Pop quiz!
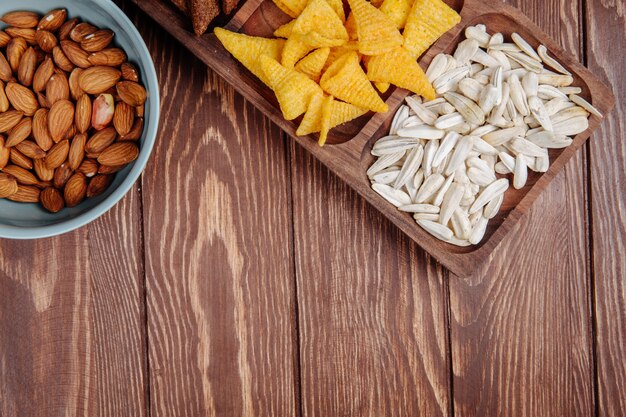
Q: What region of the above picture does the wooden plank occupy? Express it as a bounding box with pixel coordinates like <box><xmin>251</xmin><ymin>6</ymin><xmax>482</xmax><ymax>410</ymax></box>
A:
<box><xmin>0</xmin><ymin>189</ymin><xmax>146</xmax><ymax>417</ymax></box>
<box><xmin>585</xmin><ymin>2</ymin><xmax>626</xmax><ymax>416</ymax></box>
<box><xmin>290</xmin><ymin>141</ymin><xmax>451</xmax><ymax>417</ymax></box>
<box><xmin>136</xmin><ymin>12</ymin><xmax>298</xmax><ymax>417</ymax></box>
<box><xmin>448</xmin><ymin>1</ymin><xmax>596</xmax><ymax>416</ymax></box>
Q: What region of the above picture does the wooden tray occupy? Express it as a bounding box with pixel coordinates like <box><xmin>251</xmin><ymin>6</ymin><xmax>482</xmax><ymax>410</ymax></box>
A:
<box><xmin>131</xmin><ymin>0</ymin><xmax>615</xmax><ymax>276</ymax></box>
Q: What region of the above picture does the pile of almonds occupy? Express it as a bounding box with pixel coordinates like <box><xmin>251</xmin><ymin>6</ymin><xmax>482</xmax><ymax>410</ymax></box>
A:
<box><xmin>0</xmin><ymin>9</ymin><xmax>146</xmax><ymax>213</ymax></box>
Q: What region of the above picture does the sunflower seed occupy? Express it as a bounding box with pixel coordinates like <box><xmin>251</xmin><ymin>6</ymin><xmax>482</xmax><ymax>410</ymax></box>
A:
<box><xmin>551</xmin><ymin>106</ymin><xmax>590</xmax><ymax>124</ymax></box>
<box><xmin>552</xmin><ymin>116</ymin><xmax>589</xmax><ymax>136</ymax></box>
<box><xmin>393</xmin><ymin>145</ymin><xmax>424</xmax><ymax>189</ymax></box>
<box><xmin>506</xmin><ymin>51</ymin><xmax>543</xmax><ymax>73</ymax></box>
<box><xmin>422</xmin><ymin>139</ymin><xmax>439</xmax><ymax>176</ymax></box>
<box><xmin>469</xmin><ymin>215</ymin><xmax>489</xmax><ymax>244</ymax></box>
<box><xmin>528</xmin><ymin>95</ymin><xmax>553</xmax><ymax>131</ymax></box>
<box><xmin>489</xmin><ymin>33</ymin><xmax>504</xmax><ymax>46</ymax></box>
<box><xmin>372</xmin><ymin>183</ymin><xmax>412</xmax><ymax>207</ymax></box>
<box><xmin>451</xmin><ymin>208</ymin><xmax>472</xmax><ymax>239</ymax></box>
<box><xmin>489</xmin><ymin>49</ymin><xmax>511</xmax><ymax>70</ymax></box>
<box><xmin>489</xmin><ymin>43</ymin><xmax>521</xmax><ymax>53</ymax></box>
<box><xmin>432</xmin><ymin>173</ymin><xmax>455</xmax><ymax>206</ymax></box>
<box><xmin>444</xmin><ymin>92</ymin><xmax>485</xmax><ymax>125</ymax></box>
<box><xmin>513</xmin><ymin>153</ymin><xmax>528</xmax><ymax>189</ymax></box>
<box><xmin>415</xmin><ymin>173</ymin><xmax>445</xmax><ymax>203</ymax></box>
<box><xmin>454</xmin><ymin>39</ymin><xmax>480</xmax><ymax>65</ymax></box>
<box><xmin>511</xmin><ymin>32</ymin><xmax>541</xmax><ymax>61</ymax></box>
<box><xmin>434</xmin><ymin>113</ymin><xmax>465</xmax><ymax>130</ymax></box>
<box><xmin>483</xmin><ymin>193</ymin><xmax>504</xmax><ymax>219</ymax></box>
<box><xmin>390</xmin><ymin>105</ymin><xmax>409</xmax><ymax>135</ymax></box>
<box><xmin>434</xmin><ymin>66</ymin><xmax>470</xmax><ymax>94</ymax></box>
<box><xmin>483</xmin><ymin>126</ymin><xmax>525</xmax><ymax>146</ymax></box>
<box><xmin>458</xmin><ymin>78</ymin><xmax>484</xmax><ymax>101</ymax></box>
<box><xmin>526</xmin><ymin>131</ymin><xmax>572</xmax><ymax>148</ymax></box>
<box><xmin>495</xmin><ymin>161</ymin><xmax>512</xmax><ymax>174</ymax></box>
<box><xmin>470</xmin><ymin>178</ymin><xmax>509</xmax><ymax>214</ymax></box>
<box><xmin>521</xmin><ymin>71</ymin><xmax>539</xmax><ymax>97</ymax></box>
<box><xmin>406</xmin><ymin>95</ymin><xmax>438</xmax><ymax>125</ymax></box>
<box><xmin>537</xmin><ymin>44</ymin><xmax>571</xmax><ymax>75</ymax></box>
<box><xmin>397</xmin><ymin>125</ymin><xmax>445</xmax><ymax>139</ymax></box>
<box><xmin>439</xmin><ymin>183</ymin><xmax>464</xmax><ymax>224</ymax></box>
<box><xmin>472</xmin><ymin>48</ymin><xmax>500</xmax><ymax>67</ymax></box>
<box><xmin>465</xmin><ymin>25</ymin><xmax>491</xmax><ymax>48</ymax></box>
<box><xmin>537</xmin><ymin>71</ymin><xmax>573</xmax><ymax>87</ymax></box>
<box><xmin>559</xmin><ymin>86</ymin><xmax>582</xmax><ymax>95</ymax></box>
<box><xmin>432</xmin><ymin>131</ymin><xmax>460</xmax><ymax>167</ymax></box>
<box><xmin>414</xmin><ymin>213</ymin><xmax>440</xmax><ymax>221</ymax></box>
<box><xmin>538</xmin><ymin>84</ymin><xmax>568</xmax><ymax>100</ymax></box>
<box><xmin>371</xmin><ymin>168</ymin><xmax>400</xmax><ymax>184</ymax></box>
<box><xmin>417</xmin><ymin>219</ymin><xmax>454</xmax><ymax>240</ymax></box>
<box><xmin>569</xmin><ymin>94</ymin><xmax>602</xmax><ymax>117</ymax></box>
<box><xmin>399</xmin><ymin>203</ymin><xmax>440</xmax><ymax>213</ymax></box>
<box><xmin>445</xmin><ymin>135</ymin><xmax>475</xmax><ymax>175</ymax></box>
<box><xmin>367</xmin><ymin>151</ymin><xmax>405</xmax><ymax>177</ymax></box>
<box><xmin>508</xmin><ymin>74</ymin><xmax>530</xmax><ymax>116</ymax></box>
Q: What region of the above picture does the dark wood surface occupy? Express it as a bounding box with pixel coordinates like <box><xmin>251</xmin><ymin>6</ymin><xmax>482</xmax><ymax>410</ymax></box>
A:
<box><xmin>1</xmin><ymin>1</ymin><xmax>624</xmax><ymax>416</ymax></box>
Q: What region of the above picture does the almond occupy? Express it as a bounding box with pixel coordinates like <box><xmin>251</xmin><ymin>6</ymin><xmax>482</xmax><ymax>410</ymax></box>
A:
<box><xmin>64</xmin><ymin>123</ymin><xmax>77</xmax><ymax>141</ymax></box>
<box><xmin>32</xmin><ymin>109</ymin><xmax>54</xmax><ymax>151</ymax></box>
<box><xmin>136</xmin><ymin>104</ymin><xmax>144</xmax><ymax>118</ymax></box>
<box><xmin>78</xmin><ymin>158</ymin><xmax>99</xmax><ymax>177</ymax></box>
<box><xmin>10</xmin><ymin>147</ymin><xmax>33</xmax><ymax>169</ymax></box>
<box><xmin>6</xmin><ymin>117</ymin><xmax>32</xmax><ymax>147</ymax></box>
<box><xmin>60</xmin><ymin>40</ymin><xmax>91</xmax><ymax>69</ymax></box>
<box><xmin>5</xmin><ymin>28</ymin><xmax>37</xmax><ymax>45</ymax></box>
<box><xmin>68</xmin><ymin>68</ymin><xmax>84</xmax><ymax>100</ymax></box>
<box><xmin>48</xmin><ymin>99</ymin><xmax>74</xmax><ymax>142</ymax></box>
<box><xmin>0</xmin><ymin>110</ymin><xmax>24</xmax><ymax>133</ymax></box>
<box><xmin>52</xmin><ymin>46</ymin><xmax>74</xmax><ymax>72</ymax></box>
<box><xmin>38</xmin><ymin>9</ymin><xmax>67</xmax><ymax>32</ymax></box>
<box><xmin>79</xmin><ymin>66</ymin><xmax>121</xmax><ymax>94</ymax></box>
<box><xmin>1</xmin><ymin>11</ymin><xmax>40</xmax><ymax>29</ymax></box>
<box><xmin>88</xmin><ymin>48</ymin><xmax>127</xmax><ymax>67</ymax></box>
<box><xmin>97</xmin><ymin>142</ymin><xmax>139</xmax><ymax>166</ymax></box>
<box><xmin>33</xmin><ymin>56</ymin><xmax>55</xmax><ymax>92</ymax></box>
<box><xmin>64</xmin><ymin>172</ymin><xmax>87</xmax><ymax>207</ymax></box>
<box><xmin>92</xmin><ymin>93</ymin><xmax>114</xmax><ymax>130</ymax></box>
<box><xmin>37</xmin><ymin>92</ymin><xmax>50</xmax><ymax>109</ymax></box>
<box><xmin>116</xmin><ymin>81</ymin><xmax>147</xmax><ymax>107</ymax></box>
<box><xmin>86</xmin><ymin>127</ymin><xmax>117</xmax><ymax>154</ymax></box>
<box><xmin>70</xmin><ymin>23</ymin><xmax>97</xmax><ymax>42</ymax></box>
<box><xmin>100</xmin><ymin>163</ymin><xmax>124</xmax><ymax>175</ymax></box>
<box><xmin>0</xmin><ymin>81</ymin><xmax>9</xmax><ymax>112</ymax></box>
<box><xmin>7</xmin><ymin>184</ymin><xmax>40</xmax><ymax>202</ymax></box>
<box><xmin>119</xmin><ymin>117</ymin><xmax>143</xmax><ymax>141</ymax></box>
<box><xmin>0</xmin><ymin>52</ymin><xmax>12</xmax><ymax>82</ymax></box>
<box><xmin>45</xmin><ymin>139</ymin><xmax>69</xmax><ymax>169</ymax></box>
<box><xmin>113</xmin><ymin>102</ymin><xmax>134</xmax><ymax>136</ymax></box>
<box><xmin>0</xmin><ymin>31</ymin><xmax>10</xmax><ymax>48</ymax></box>
<box><xmin>53</xmin><ymin>163</ymin><xmax>73</xmax><ymax>188</ymax></box>
<box><xmin>120</xmin><ymin>62</ymin><xmax>139</xmax><ymax>82</ymax></box>
<box><xmin>86</xmin><ymin>174</ymin><xmax>112</xmax><ymax>197</ymax></box>
<box><xmin>17</xmin><ymin>47</ymin><xmax>37</xmax><ymax>87</ymax></box>
<box><xmin>58</xmin><ymin>18</ymin><xmax>78</xmax><ymax>41</ymax></box>
<box><xmin>35</xmin><ymin>30</ymin><xmax>57</xmax><ymax>53</ymax></box>
<box><xmin>69</xmin><ymin>133</ymin><xmax>86</xmax><ymax>170</ymax></box>
<box><xmin>34</xmin><ymin>158</ymin><xmax>54</xmax><ymax>181</ymax></box>
<box><xmin>3</xmin><ymin>165</ymin><xmax>38</xmax><ymax>185</ymax></box>
<box><xmin>7</xmin><ymin>37</ymin><xmax>27</xmax><ymax>72</ymax></box>
<box><xmin>75</xmin><ymin>94</ymin><xmax>92</xmax><ymax>133</ymax></box>
<box><xmin>81</xmin><ymin>29</ymin><xmax>114</xmax><ymax>52</ymax></box>
<box><xmin>16</xmin><ymin>140</ymin><xmax>46</xmax><ymax>160</ymax></box>
<box><xmin>0</xmin><ymin>172</ymin><xmax>19</xmax><ymax>198</ymax></box>
<box><xmin>0</xmin><ymin>136</ymin><xmax>9</xmax><ymax>168</ymax></box>
<box><xmin>46</xmin><ymin>73</ymin><xmax>70</xmax><ymax>105</ymax></box>
<box><xmin>40</xmin><ymin>187</ymin><xmax>64</xmax><ymax>212</ymax></box>
<box><xmin>5</xmin><ymin>82</ymin><xmax>38</xmax><ymax>116</ymax></box>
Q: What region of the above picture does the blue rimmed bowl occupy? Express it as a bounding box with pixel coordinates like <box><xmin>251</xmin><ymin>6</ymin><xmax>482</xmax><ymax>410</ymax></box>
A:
<box><xmin>0</xmin><ymin>0</ymin><xmax>159</xmax><ymax>239</ymax></box>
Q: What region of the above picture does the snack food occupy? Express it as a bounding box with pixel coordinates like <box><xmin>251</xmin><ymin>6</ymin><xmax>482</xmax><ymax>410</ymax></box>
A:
<box><xmin>216</xmin><ymin>0</ymin><xmax>460</xmax><ymax>145</ymax></box>
<box><xmin>0</xmin><ymin>9</ymin><xmax>146</xmax><ymax>212</ymax></box>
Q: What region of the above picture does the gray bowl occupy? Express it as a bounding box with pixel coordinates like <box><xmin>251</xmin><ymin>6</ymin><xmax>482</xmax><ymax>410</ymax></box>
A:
<box><xmin>0</xmin><ymin>0</ymin><xmax>159</xmax><ymax>239</ymax></box>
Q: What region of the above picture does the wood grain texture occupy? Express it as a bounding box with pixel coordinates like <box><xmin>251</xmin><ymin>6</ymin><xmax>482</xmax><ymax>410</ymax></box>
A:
<box><xmin>133</xmin><ymin>10</ymin><xmax>298</xmax><ymax>417</ymax></box>
<box><xmin>0</xmin><ymin>187</ymin><xmax>146</xmax><ymax>417</ymax></box>
<box><xmin>585</xmin><ymin>2</ymin><xmax>626</xmax><ymax>416</ymax></box>
<box><xmin>290</xmin><ymin>141</ymin><xmax>451</xmax><ymax>417</ymax></box>
<box><xmin>448</xmin><ymin>1</ymin><xmax>596</xmax><ymax>416</ymax></box>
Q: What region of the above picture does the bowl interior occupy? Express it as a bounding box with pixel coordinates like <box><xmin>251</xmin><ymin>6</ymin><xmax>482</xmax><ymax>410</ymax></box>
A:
<box><xmin>0</xmin><ymin>0</ymin><xmax>159</xmax><ymax>238</ymax></box>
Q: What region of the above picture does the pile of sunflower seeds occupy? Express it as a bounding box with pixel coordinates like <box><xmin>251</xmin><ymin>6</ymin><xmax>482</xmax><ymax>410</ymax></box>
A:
<box><xmin>368</xmin><ymin>24</ymin><xmax>602</xmax><ymax>246</ymax></box>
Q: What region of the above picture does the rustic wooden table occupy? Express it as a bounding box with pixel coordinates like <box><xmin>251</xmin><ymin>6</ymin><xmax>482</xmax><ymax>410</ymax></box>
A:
<box><xmin>1</xmin><ymin>0</ymin><xmax>624</xmax><ymax>416</ymax></box>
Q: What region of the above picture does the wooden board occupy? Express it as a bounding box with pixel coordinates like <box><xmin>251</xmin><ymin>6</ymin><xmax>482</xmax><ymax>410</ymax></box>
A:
<box><xmin>290</xmin><ymin>140</ymin><xmax>451</xmax><ymax>417</ymax></box>
<box><xmin>448</xmin><ymin>1</ymin><xmax>595</xmax><ymax>415</ymax></box>
<box><xmin>132</xmin><ymin>0</ymin><xmax>614</xmax><ymax>277</ymax></box>
<box><xmin>136</xmin><ymin>16</ymin><xmax>299</xmax><ymax>416</ymax></box>
<box><xmin>0</xmin><ymin>188</ymin><xmax>147</xmax><ymax>417</ymax></box>
<box><xmin>585</xmin><ymin>1</ymin><xmax>626</xmax><ymax>416</ymax></box>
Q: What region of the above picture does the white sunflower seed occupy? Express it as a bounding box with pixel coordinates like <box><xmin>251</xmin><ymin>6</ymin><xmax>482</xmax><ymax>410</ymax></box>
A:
<box><xmin>393</xmin><ymin>145</ymin><xmax>424</xmax><ymax>189</ymax></box>
<box><xmin>537</xmin><ymin>44</ymin><xmax>571</xmax><ymax>75</ymax></box>
<box><xmin>367</xmin><ymin>151</ymin><xmax>405</xmax><ymax>177</ymax></box>
<box><xmin>422</xmin><ymin>139</ymin><xmax>439</xmax><ymax>176</ymax></box>
<box><xmin>440</xmin><ymin>183</ymin><xmax>465</xmax><ymax>225</ymax></box>
<box><xmin>505</xmin><ymin>51</ymin><xmax>543</xmax><ymax>73</ymax></box>
<box><xmin>513</xmin><ymin>153</ymin><xmax>528</xmax><ymax>189</ymax></box>
<box><xmin>521</xmin><ymin>71</ymin><xmax>539</xmax><ymax>97</ymax></box>
<box><xmin>432</xmin><ymin>173</ymin><xmax>455</xmax><ymax>206</ymax></box>
<box><xmin>510</xmin><ymin>136</ymin><xmax>547</xmax><ymax>157</ymax></box>
<box><xmin>465</xmin><ymin>25</ymin><xmax>491</xmax><ymax>48</ymax></box>
<box><xmin>468</xmin><ymin>166</ymin><xmax>496</xmax><ymax>186</ymax></box>
<box><xmin>433</xmin><ymin>66</ymin><xmax>471</xmax><ymax>94</ymax></box>
<box><xmin>372</xmin><ymin>183</ymin><xmax>412</xmax><ymax>207</ymax></box>
<box><xmin>495</xmin><ymin>161</ymin><xmax>512</xmax><ymax>174</ymax></box>
<box><xmin>432</xmin><ymin>131</ymin><xmax>461</xmax><ymax>167</ymax></box>
<box><xmin>414</xmin><ymin>213</ymin><xmax>440</xmax><ymax>221</ymax></box>
<box><xmin>526</xmin><ymin>131</ymin><xmax>573</xmax><ymax>148</ymax></box>
<box><xmin>444</xmin><ymin>92</ymin><xmax>486</xmax><ymax>125</ymax></box>
<box><xmin>552</xmin><ymin>116</ymin><xmax>589</xmax><ymax>136</ymax></box>
<box><xmin>390</xmin><ymin>105</ymin><xmax>410</xmax><ymax>135</ymax></box>
<box><xmin>483</xmin><ymin>126</ymin><xmax>525</xmax><ymax>146</ymax></box>
<box><xmin>508</xmin><ymin>74</ymin><xmax>530</xmax><ymax>116</ymax></box>
<box><xmin>426</xmin><ymin>54</ymin><xmax>449</xmax><ymax>83</ymax></box>
<box><xmin>470</xmin><ymin>178</ymin><xmax>509</xmax><ymax>214</ymax></box>
<box><xmin>445</xmin><ymin>135</ymin><xmax>475</xmax><ymax>175</ymax></box>
<box><xmin>397</xmin><ymin>125</ymin><xmax>445</xmax><ymax>140</ymax></box>
<box><xmin>417</xmin><ymin>219</ymin><xmax>454</xmax><ymax>240</ymax></box>
<box><xmin>489</xmin><ymin>33</ymin><xmax>504</xmax><ymax>46</ymax></box>
<box><xmin>451</xmin><ymin>208</ymin><xmax>472</xmax><ymax>239</ymax></box>
<box><xmin>469</xmin><ymin>215</ymin><xmax>489</xmax><ymax>244</ymax></box>
<box><xmin>399</xmin><ymin>203</ymin><xmax>440</xmax><ymax>213</ymax></box>
<box><xmin>371</xmin><ymin>168</ymin><xmax>400</xmax><ymax>184</ymax></box>
<box><xmin>458</xmin><ymin>78</ymin><xmax>484</xmax><ymax>102</ymax></box>
<box><xmin>405</xmin><ymin>95</ymin><xmax>438</xmax><ymax>125</ymax></box>
<box><xmin>528</xmin><ymin>95</ymin><xmax>553</xmax><ymax>131</ymax></box>
<box><xmin>483</xmin><ymin>193</ymin><xmax>504</xmax><ymax>219</ymax></box>
<box><xmin>472</xmin><ymin>48</ymin><xmax>500</xmax><ymax>67</ymax></box>
<box><xmin>559</xmin><ymin>86</ymin><xmax>582</xmax><ymax>95</ymax></box>
<box><xmin>537</xmin><ymin>84</ymin><xmax>568</xmax><ymax>100</ymax></box>
<box><xmin>415</xmin><ymin>173</ymin><xmax>445</xmax><ymax>203</ymax></box>
<box><xmin>569</xmin><ymin>94</ymin><xmax>602</xmax><ymax>117</ymax></box>
<box><xmin>537</xmin><ymin>71</ymin><xmax>574</xmax><ymax>87</ymax></box>
<box><xmin>454</xmin><ymin>39</ymin><xmax>480</xmax><ymax>65</ymax></box>
<box><xmin>511</xmin><ymin>32</ymin><xmax>541</xmax><ymax>61</ymax></box>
